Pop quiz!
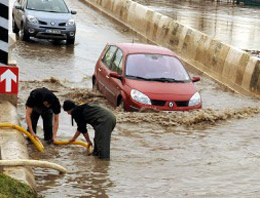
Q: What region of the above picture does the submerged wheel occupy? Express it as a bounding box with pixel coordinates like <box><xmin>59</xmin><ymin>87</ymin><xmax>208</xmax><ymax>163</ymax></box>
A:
<box><xmin>20</xmin><ymin>24</ymin><xmax>30</xmax><ymax>41</ymax></box>
<box><xmin>12</xmin><ymin>19</ymin><xmax>19</xmax><ymax>34</ymax></box>
<box><xmin>92</xmin><ymin>77</ymin><xmax>99</xmax><ymax>91</ymax></box>
<box><xmin>118</xmin><ymin>99</ymin><xmax>125</xmax><ymax>111</ymax></box>
<box><xmin>66</xmin><ymin>37</ymin><xmax>75</xmax><ymax>45</ymax></box>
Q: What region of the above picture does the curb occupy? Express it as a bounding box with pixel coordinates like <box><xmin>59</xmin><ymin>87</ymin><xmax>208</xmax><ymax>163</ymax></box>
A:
<box><xmin>0</xmin><ymin>100</ymin><xmax>36</xmax><ymax>189</ymax></box>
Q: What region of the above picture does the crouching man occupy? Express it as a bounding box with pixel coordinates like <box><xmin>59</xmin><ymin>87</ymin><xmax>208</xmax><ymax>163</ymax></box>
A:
<box><xmin>26</xmin><ymin>87</ymin><xmax>61</xmax><ymax>144</ymax></box>
<box><xmin>63</xmin><ymin>100</ymin><xmax>116</xmax><ymax>160</ymax></box>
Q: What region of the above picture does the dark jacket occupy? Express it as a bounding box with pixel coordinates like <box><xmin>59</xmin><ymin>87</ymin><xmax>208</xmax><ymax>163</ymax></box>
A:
<box><xmin>72</xmin><ymin>103</ymin><xmax>115</xmax><ymax>133</ymax></box>
<box><xmin>26</xmin><ymin>87</ymin><xmax>61</xmax><ymax>114</ymax></box>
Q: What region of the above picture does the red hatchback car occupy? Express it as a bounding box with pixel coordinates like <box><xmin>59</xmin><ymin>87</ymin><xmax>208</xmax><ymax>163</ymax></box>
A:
<box><xmin>92</xmin><ymin>43</ymin><xmax>202</xmax><ymax>111</ymax></box>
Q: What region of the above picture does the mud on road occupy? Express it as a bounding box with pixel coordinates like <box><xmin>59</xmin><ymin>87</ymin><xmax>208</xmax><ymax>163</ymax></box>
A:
<box><xmin>19</xmin><ymin>78</ymin><xmax>260</xmax><ymax>129</ymax></box>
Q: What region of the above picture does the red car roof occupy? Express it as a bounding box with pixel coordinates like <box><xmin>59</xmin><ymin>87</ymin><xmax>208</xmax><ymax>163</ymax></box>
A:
<box><xmin>113</xmin><ymin>43</ymin><xmax>175</xmax><ymax>56</ymax></box>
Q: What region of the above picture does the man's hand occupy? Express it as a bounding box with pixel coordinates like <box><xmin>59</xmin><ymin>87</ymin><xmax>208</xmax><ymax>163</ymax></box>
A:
<box><xmin>87</xmin><ymin>141</ymin><xmax>93</xmax><ymax>149</ymax></box>
<box><xmin>68</xmin><ymin>138</ymin><xmax>75</xmax><ymax>143</ymax></box>
<box><xmin>31</xmin><ymin>132</ymin><xmax>39</xmax><ymax>139</ymax></box>
<box><xmin>87</xmin><ymin>141</ymin><xmax>94</xmax><ymax>155</ymax></box>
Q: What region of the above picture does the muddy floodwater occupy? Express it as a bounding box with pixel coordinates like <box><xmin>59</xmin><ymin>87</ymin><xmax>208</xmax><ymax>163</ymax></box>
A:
<box><xmin>12</xmin><ymin>0</ymin><xmax>260</xmax><ymax>197</ymax></box>
<box><xmin>18</xmin><ymin>79</ymin><xmax>260</xmax><ymax>198</ymax></box>
<box><xmin>134</xmin><ymin>0</ymin><xmax>260</xmax><ymax>53</ymax></box>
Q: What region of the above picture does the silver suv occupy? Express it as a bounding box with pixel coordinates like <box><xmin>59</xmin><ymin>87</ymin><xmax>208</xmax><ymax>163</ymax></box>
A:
<box><xmin>12</xmin><ymin>0</ymin><xmax>76</xmax><ymax>44</ymax></box>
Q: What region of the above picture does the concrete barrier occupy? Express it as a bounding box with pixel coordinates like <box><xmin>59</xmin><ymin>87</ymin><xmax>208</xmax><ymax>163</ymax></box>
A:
<box><xmin>0</xmin><ymin>0</ymin><xmax>35</xmax><ymax>190</ymax></box>
<box><xmin>0</xmin><ymin>100</ymin><xmax>36</xmax><ymax>189</ymax></box>
<box><xmin>85</xmin><ymin>0</ymin><xmax>260</xmax><ymax>98</ymax></box>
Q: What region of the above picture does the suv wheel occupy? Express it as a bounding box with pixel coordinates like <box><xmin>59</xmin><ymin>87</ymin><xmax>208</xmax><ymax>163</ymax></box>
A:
<box><xmin>12</xmin><ymin>19</ymin><xmax>19</xmax><ymax>34</ymax></box>
<box><xmin>66</xmin><ymin>37</ymin><xmax>75</xmax><ymax>45</ymax></box>
<box><xmin>20</xmin><ymin>24</ymin><xmax>30</xmax><ymax>41</ymax></box>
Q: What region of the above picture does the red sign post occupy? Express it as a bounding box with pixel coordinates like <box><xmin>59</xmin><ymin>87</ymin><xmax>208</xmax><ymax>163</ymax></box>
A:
<box><xmin>0</xmin><ymin>66</ymin><xmax>19</xmax><ymax>95</ymax></box>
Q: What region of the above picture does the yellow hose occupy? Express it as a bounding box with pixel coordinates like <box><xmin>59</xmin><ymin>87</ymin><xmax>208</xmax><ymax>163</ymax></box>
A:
<box><xmin>54</xmin><ymin>140</ymin><xmax>94</xmax><ymax>154</ymax></box>
<box><xmin>0</xmin><ymin>123</ymin><xmax>44</xmax><ymax>152</ymax></box>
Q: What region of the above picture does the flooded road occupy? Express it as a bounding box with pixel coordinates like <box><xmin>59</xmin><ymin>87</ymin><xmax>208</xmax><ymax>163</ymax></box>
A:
<box><xmin>12</xmin><ymin>0</ymin><xmax>260</xmax><ymax>197</ymax></box>
<box><xmin>134</xmin><ymin>0</ymin><xmax>260</xmax><ymax>52</ymax></box>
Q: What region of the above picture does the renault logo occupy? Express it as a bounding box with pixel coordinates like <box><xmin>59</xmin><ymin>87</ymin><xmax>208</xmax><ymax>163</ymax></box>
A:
<box><xmin>50</xmin><ymin>22</ymin><xmax>55</xmax><ymax>26</ymax></box>
<box><xmin>169</xmin><ymin>102</ymin><xmax>174</xmax><ymax>108</ymax></box>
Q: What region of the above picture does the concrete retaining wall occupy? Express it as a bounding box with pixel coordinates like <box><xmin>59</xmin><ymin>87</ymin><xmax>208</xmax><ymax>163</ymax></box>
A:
<box><xmin>85</xmin><ymin>0</ymin><xmax>260</xmax><ymax>97</ymax></box>
<box><xmin>0</xmin><ymin>100</ymin><xmax>36</xmax><ymax>189</ymax></box>
<box><xmin>0</xmin><ymin>1</ymin><xmax>35</xmax><ymax>190</ymax></box>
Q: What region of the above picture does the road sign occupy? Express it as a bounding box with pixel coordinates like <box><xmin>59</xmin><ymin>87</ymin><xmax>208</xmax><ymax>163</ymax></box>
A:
<box><xmin>0</xmin><ymin>66</ymin><xmax>19</xmax><ymax>94</ymax></box>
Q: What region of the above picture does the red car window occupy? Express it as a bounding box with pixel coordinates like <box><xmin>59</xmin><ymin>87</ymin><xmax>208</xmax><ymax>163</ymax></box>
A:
<box><xmin>111</xmin><ymin>49</ymin><xmax>123</xmax><ymax>74</ymax></box>
<box><xmin>102</xmin><ymin>46</ymin><xmax>117</xmax><ymax>68</ymax></box>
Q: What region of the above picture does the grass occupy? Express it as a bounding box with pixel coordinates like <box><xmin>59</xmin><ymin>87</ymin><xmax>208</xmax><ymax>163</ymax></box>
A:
<box><xmin>0</xmin><ymin>173</ymin><xmax>37</xmax><ymax>198</ymax></box>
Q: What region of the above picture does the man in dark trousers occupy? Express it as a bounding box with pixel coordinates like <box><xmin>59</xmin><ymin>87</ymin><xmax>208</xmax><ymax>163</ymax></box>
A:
<box><xmin>26</xmin><ymin>87</ymin><xmax>61</xmax><ymax>144</ymax></box>
<box><xmin>63</xmin><ymin>100</ymin><xmax>116</xmax><ymax>160</ymax></box>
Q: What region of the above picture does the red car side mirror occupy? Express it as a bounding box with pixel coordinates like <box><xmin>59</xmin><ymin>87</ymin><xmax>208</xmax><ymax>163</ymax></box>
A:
<box><xmin>110</xmin><ymin>72</ymin><xmax>122</xmax><ymax>80</ymax></box>
<box><xmin>192</xmin><ymin>76</ymin><xmax>200</xmax><ymax>83</ymax></box>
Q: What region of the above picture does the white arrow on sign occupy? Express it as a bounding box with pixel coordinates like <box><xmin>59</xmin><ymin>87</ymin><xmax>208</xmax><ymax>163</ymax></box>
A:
<box><xmin>0</xmin><ymin>69</ymin><xmax>17</xmax><ymax>92</ymax></box>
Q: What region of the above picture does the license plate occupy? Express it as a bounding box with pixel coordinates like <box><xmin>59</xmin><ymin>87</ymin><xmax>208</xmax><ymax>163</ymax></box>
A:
<box><xmin>46</xmin><ymin>29</ymin><xmax>61</xmax><ymax>34</ymax></box>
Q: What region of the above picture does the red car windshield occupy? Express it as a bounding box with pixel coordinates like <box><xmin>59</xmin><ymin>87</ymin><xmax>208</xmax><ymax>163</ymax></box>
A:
<box><xmin>125</xmin><ymin>54</ymin><xmax>190</xmax><ymax>82</ymax></box>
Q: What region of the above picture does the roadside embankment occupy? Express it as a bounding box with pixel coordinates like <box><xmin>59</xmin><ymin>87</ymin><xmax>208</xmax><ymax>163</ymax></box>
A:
<box><xmin>0</xmin><ymin>100</ymin><xmax>36</xmax><ymax>189</ymax></box>
<box><xmin>0</xmin><ymin>173</ymin><xmax>37</xmax><ymax>198</ymax></box>
<box><xmin>83</xmin><ymin>0</ymin><xmax>260</xmax><ymax>98</ymax></box>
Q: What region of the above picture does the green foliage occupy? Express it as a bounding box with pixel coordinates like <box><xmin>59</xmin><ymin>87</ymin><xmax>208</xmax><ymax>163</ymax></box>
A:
<box><xmin>0</xmin><ymin>173</ymin><xmax>37</xmax><ymax>198</ymax></box>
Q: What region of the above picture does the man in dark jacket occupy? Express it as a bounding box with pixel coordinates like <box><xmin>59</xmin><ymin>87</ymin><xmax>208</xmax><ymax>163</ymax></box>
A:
<box><xmin>63</xmin><ymin>100</ymin><xmax>116</xmax><ymax>160</ymax></box>
<box><xmin>26</xmin><ymin>87</ymin><xmax>61</xmax><ymax>144</ymax></box>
